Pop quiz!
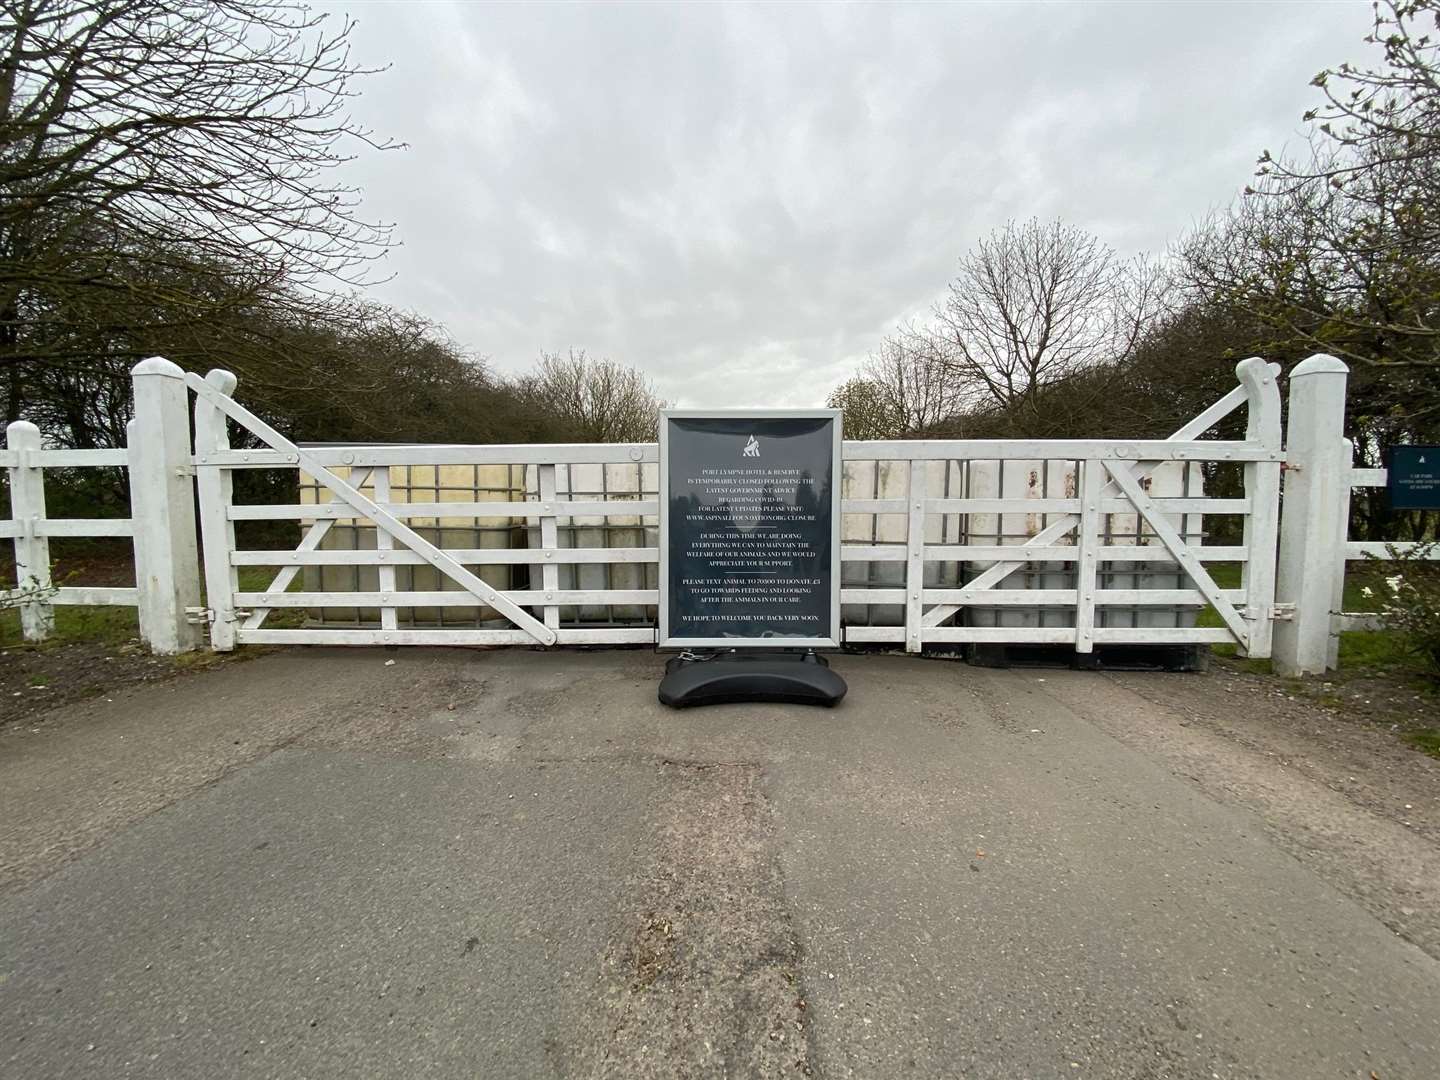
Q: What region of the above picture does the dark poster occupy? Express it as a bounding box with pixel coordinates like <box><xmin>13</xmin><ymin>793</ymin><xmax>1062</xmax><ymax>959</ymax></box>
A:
<box><xmin>660</xmin><ymin>413</ymin><xmax>840</xmax><ymax>647</ymax></box>
<box><xmin>1388</xmin><ymin>445</ymin><xmax>1440</xmax><ymax>510</ymax></box>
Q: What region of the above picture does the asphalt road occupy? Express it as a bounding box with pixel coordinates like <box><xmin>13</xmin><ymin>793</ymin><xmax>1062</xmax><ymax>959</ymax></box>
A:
<box><xmin>1</xmin><ymin>648</ymin><xmax>1437</xmax><ymax>1079</ymax></box>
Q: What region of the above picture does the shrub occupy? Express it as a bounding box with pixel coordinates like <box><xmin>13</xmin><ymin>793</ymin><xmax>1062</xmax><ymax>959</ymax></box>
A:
<box><xmin>1361</xmin><ymin>543</ymin><xmax>1440</xmax><ymax>675</ymax></box>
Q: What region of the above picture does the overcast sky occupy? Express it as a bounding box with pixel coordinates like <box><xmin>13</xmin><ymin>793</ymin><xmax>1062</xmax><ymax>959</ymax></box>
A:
<box><xmin>324</xmin><ymin>0</ymin><xmax>1371</xmax><ymax>408</ymax></box>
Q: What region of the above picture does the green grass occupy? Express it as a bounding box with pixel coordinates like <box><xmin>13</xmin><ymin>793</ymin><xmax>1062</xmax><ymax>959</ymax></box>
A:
<box><xmin>1195</xmin><ymin>561</ymin><xmax>1422</xmax><ymax>673</ymax></box>
<box><xmin>1405</xmin><ymin>729</ymin><xmax>1440</xmax><ymax>759</ymax></box>
<box><xmin>0</xmin><ymin>565</ymin><xmax>308</xmax><ymax>651</ymax></box>
<box><xmin>0</xmin><ymin>603</ymin><xmax>139</xmax><ymax>650</ymax></box>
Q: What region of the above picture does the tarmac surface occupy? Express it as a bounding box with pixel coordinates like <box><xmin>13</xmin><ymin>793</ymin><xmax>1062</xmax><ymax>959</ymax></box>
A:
<box><xmin>2</xmin><ymin>647</ymin><xmax>1437</xmax><ymax>1079</ymax></box>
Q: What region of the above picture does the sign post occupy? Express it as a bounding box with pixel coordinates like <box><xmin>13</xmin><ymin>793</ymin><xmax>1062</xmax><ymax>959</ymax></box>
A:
<box><xmin>657</xmin><ymin>409</ymin><xmax>846</xmax><ymax>707</ymax></box>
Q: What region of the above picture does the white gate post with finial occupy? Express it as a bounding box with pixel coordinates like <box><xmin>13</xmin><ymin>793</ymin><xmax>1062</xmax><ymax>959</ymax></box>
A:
<box><xmin>5</xmin><ymin>420</ymin><xmax>54</xmax><ymax>641</ymax></box>
<box><xmin>1274</xmin><ymin>354</ymin><xmax>1350</xmax><ymax>676</ymax></box>
<box><xmin>129</xmin><ymin>357</ymin><xmax>203</xmax><ymax>653</ymax></box>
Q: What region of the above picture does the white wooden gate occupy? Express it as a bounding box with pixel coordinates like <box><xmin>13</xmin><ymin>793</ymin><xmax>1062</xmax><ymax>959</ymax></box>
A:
<box><xmin>186</xmin><ymin>358</ymin><xmax>1283</xmax><ymax>656</ymax></box>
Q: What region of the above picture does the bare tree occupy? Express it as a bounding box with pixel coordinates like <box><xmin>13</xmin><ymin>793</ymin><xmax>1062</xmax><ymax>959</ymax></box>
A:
<box><xmin>1224</xmin><ymin>0</ymin><xmax>1440</xmax><ymax>382</ymax></box>
<box><xmin>1</xmin><ymin>0</ymin><xmax>399</xmax><ymax>421</ymax></box>
<box><xmin>858</xmin><ymin>330</ymin><xmax>965</xmax><ymax>437</ymax></box>
<box><xmin>916</xmin><ymin>219</ymin><xmax>1169</xmax><ymax>415</ymax></box>
<box><xmin>517</xmin><ymin>349</ymin><xmax>666</xmax><ymax>443</ymax></box>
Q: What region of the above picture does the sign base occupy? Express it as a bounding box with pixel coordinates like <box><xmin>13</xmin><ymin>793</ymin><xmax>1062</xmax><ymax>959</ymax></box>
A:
<box><xmin>657</xmin><ymin>651</ymin><xmax>847</xmax><ymax>710</ymax></box>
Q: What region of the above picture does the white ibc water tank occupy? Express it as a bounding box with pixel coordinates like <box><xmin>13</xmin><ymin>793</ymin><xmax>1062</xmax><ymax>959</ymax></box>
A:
<box><xmin>300</xmin><ymin>461</ymin><xmax>524</xmax><ymax>628</ymax></box>
<box><xmin>522</xmin><ymin>461</ymin><xmax>658</xmax><ymax>628</ymax></box>
<box><xmin>962</xmin><ymin>458</ymin><xmax>1201</xmax><ymax>633</ymax></box>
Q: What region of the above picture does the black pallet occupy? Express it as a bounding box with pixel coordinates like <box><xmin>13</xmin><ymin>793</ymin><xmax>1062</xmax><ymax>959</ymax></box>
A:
<box><xmin>966</xmin><ymin>642</ymin><xmax>1210</xmax><ymax>673</ymax></box>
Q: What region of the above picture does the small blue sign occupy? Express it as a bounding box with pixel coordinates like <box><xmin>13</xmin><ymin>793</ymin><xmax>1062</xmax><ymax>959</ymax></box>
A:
<box><xmin>1388</xmin><ymin>445</ymin><xmax>1440</xmax><ymax>510</ymax></box>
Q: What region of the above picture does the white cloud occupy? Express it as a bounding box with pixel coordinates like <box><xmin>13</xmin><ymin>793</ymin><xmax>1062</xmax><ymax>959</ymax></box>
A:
<box><xmin>323</xmin><ymin>0</ymin><xmax>1372</xmax><ymax>408</ymax></box>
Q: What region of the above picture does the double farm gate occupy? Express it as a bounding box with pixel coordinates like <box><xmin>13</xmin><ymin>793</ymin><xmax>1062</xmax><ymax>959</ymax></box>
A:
<box><xmin>174</xmin><ymin>356</ymin><xmax>1284</xmax><ymax>658</ymax></box>
<box><xmin>12</xmin><ymin>352</ymin><xmax>1409</xmax><ymax>674</ymax></box>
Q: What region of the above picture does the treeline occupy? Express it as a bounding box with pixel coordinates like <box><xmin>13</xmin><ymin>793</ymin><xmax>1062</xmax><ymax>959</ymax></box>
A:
<box><xmin>7</xmin><ymin>271</ymin><xmax>665</xmax><ymax>449</ymax></box>
<box><xmin>829</xmin><ymin>0</ymin><xmax>1439</xmax><ymax>539</ymax></box>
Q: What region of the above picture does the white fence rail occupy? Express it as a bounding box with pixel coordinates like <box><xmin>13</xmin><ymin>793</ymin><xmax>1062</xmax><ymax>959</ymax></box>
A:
<box><xmin>1</xmin><ymin>426</ymin><xmax>137</xmax><ymax>640</ymax></box>
<box><xmin>4</xmin><ymin>351</ymin><xmax>1419</xmax><ymax>673</ymax></box>
<box><xmin>1</xmin><ymin>359</ymin><xmax>205</xmax><ymax>651</ymax></box>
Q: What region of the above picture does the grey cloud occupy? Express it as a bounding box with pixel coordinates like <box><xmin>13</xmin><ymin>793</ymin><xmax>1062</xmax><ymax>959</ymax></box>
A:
<box><xmin>323</xmin><ymin>0</ymin><xmax>1369</xmax><ymax>408</ymax></box>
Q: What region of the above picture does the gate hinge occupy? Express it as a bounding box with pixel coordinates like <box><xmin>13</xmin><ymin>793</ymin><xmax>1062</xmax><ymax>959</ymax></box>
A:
<box><xmin>174</xmin><ymin>463</ymin><xmax>196</xmax><ymax>479</ymax></box>
<box><xmin>188</xmin><ymin>606</ymin><xmax>249</xmax><ymax>624</ymax></box>
<box><xmin>1281</xmin><ymin>461</ymin><xmax>1302</xmax><ymax>474</ymax></box>
<box><xmin>1271</xmin><ymin>603</ymin><xmax>1295</xmax><ymax>621</ymax></box>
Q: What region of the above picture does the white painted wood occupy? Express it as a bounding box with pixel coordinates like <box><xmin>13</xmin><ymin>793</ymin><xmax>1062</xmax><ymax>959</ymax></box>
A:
<box><xmin>1332</xmin><ymin>612</ymin><xmax>1385</xmax><ymax>632</ymax></box>
<box><xmin>921</xmin><ymin>588</ymin><xmax>1247</xmax><ymax>606</ymax></box>
<box><xmin>193</xmin><ymin>370</ymin><xmax>241</xmax><ymax>650</ymax></box>
<box><xmin>198</xmin><ymin>438</ymin><xmax>1285</xmax><ymax>469</ymax></box>
<box><xmin>1237</xmin><ymin>357</ymin><xmax>1283</xmax><ymax>660</ymax></box>
<box><xmin>227</xmin><ymin>498</ymin><xmax>659</xmax><ymax>521</ymax></box>
<box><xmin>922</xmin><ymin>627</ymin><xmax>1084</xmax><ymax>644</ymax></box>
<box><xmin>0</xmin><ymin>586</ymin><xmax>137</xmax><ymax>607</ymax></box>
<box><xmin>128</xmin><ymin>358</ymin><xmax>204</xmax><ymax>654</ymax></box>
<box><xmin>199</xmin><ymin>444</ymin><xmax>659</xmax><ymax>467</ymax></box>
<box><xmin>55</xmin><ymin>586</ymin><xmax>139</xmax><ymax>606</ymax></box>
<box><xmin>5</xmin><ymin>421</ymin><xmax>53</xmax><ymax>641</ymax></box>
<box><xmin>230</xmin><ymin>547</ymin><xmax>659</xmax><ymax>566</ymax></box>
<box><xmin>185</xmin><ymin>371</ymin><xmax>557</xmax><ymax>646</ymax></box>
<box><xmin>240</xmin><ymin>468</ymin><xmax>373</xmax><ymax>631</ymax></box>
<box><xmin>1328</xmin><ymin>437</ymin><xmax>1355</xmax><ymax>671</ymax></box>
<box><xmin>1345</xmin><ymin>541</ymin><xmax>1438</xmax><ymax>558</ymax></box>
<box><xmin>842</xmin><ymin>439</ymin><xmax>1280</xmax><ymax>462</ymax></box>
<box><xmin>538</xmin><ymin>463</ymin><xmax>560</xmax><ymax>632</ymax></box>
<box><xmin>1074</xmin><ymin>460</ymin><xmax>1103</xmax><ymax>653</ymax></box>
<box><xmin>1103</xmin><ymin>460</ymin><xmax>1250</xmax><ymax>649</ymax></box>
<box><xmin>372</xmin><ymin>468</ymin><xmax>398</xmax><ymax>633</ymax></box>
<box><xmin>235</xmin><ymin>626</ymin><xmax>655</xmax><ymax>646</ymax></box>
<box><xmin>1274</xmin><ymin>355</ymin><xmax>1351</xmax><ymax>675</ymax></box>
<box><xmin>26</xmin><ymin>448</ymin><xmax>130</xmax><ymax>466</ymax></box>
<box><xmin>859</xmin><ymin>626</ymin><xmax>1237</xmax><ymax>645</ymax></box>
<box><xmin>233</xmin><ymin>589</ymin><xmax>659</xmax><ymax>607</ymax></box>
<box><xmin>905</xmin><ymin>459</ymin><xmax>927</xmax><ymax>652</ymax></box>
<box><xmin>918</xmin><ymin>496</ymin><xmax>1246</xmax><ymax>515</ymax></box>
<box><xmin>1091</xmin><ymin>627</ymin><xmax>1238</xmax><ymax>644</ymax></box>
<box><xmin>34</xmin><ymin>519</ymin><xmax>134</xmax><ymax>537</ymax></box>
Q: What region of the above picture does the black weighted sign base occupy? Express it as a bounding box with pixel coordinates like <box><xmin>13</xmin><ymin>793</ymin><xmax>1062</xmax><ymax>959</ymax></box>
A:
<box><xmin>658</xmin><ymin>651</ymin><xmax>847</xmax><ymax>709</ymax></box>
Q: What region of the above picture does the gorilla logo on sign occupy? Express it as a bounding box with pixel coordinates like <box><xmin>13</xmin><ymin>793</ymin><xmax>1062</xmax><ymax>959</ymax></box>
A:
<box><xmin>742</xmin><ymin>435</ymin><xmax>760</xmax><ymax>458</ymax></box>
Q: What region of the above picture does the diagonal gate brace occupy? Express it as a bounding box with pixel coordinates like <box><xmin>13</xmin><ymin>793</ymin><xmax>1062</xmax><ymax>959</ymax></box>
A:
<box><xmin>186</xmin><ymin>373</ymin><xmax>558</xmax><ymax>646</ymax></box>
<box><xmin>243</xmin><ymin>468</ymin><xmax>373</xmax><ymax>630</ymax></box>
<box><xmin>1102</xmin><ymin>460</ymin><xmax>1250</xmax><ymax>650</ymax></box>
<box><xmin>922</xmin><ymin>363</ymin><xmax>1278</xmax><ymax>628</ymax></box>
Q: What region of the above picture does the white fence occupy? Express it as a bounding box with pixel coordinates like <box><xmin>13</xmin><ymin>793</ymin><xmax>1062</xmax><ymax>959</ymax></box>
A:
<box><xmin>0</xmin><ymin>352</ymin><xmax>1429</xmax><ymax>674</ymax></box>
<box><xmin>0</xmin><ymin>427</ymin><xmax>136</xmax><ymax>639</ymax></box>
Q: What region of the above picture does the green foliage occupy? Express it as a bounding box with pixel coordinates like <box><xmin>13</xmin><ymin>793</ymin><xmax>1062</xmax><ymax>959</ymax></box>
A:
<box><xmin>0</xmin><ymin>604</ymin><xmax>138</xmax><ymax>650</ymax></box>
<box><xmin>1358</xmin><ymin>543</ymin><xmax>1440</xmax><ymax>674</ymax></box>
<box><xmin>825</xmin><ymin>377</ymin><xmax>902</xmax><ymax>440</ymax></box>
<box><xmin>1406</xmin><ymin>728</ymin><xmax>1440</xmax><ymax>758</ymax></box>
